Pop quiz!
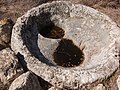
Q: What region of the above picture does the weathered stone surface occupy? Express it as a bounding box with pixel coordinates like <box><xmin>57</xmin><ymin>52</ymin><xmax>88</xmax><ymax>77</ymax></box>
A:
<box><xmin>0</xmin><ymin>48</ymin><xmax>23</xmax><ymax>89</ymax></box>
<box><xmin>11</xmin><ymin>1</ymin><xmax>120</xmax><ymax>89</ymax></box>
<box><xmin>117</xmin><ymin>75</ymin><xmax>120</xmax><ymax>90</ymax></box>
<box><xmin>48</xmin><ymin>87</ymin><xmax>60</xmax><ymax>90</ymax></box>
<box><xmin>9</xmin><ymin>71</ymin><xmax>42</xmax><ymax>90</ymax></box>
<box><xmin>92</xmin><ymin>84</ymin><xmax>105</xmax><ymax>90</ymax></box>
<box><xmin>0</xmin><ymin>18</ymin><xmax>13</xmax><ymax>50</ymax></box>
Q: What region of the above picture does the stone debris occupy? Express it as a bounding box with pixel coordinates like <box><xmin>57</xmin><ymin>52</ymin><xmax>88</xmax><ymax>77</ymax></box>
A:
<box><xmin>9</xmin><ymin>71</ymin><xmax>43</xmax><ymax>90</ymax></box>
<box><xmin>0</xmin><ymin>48</ymin><xmax>23</xmax><ymax>90</ymax></box>
<box><xmin>11</xmin><ymin>1</ymin><xmax>120</xmax><ymax>89</ymax></box>
<box><xmin>0</xmin><ymin>18</ymin><xmax>14</xmax><ymax>50</ymax></box>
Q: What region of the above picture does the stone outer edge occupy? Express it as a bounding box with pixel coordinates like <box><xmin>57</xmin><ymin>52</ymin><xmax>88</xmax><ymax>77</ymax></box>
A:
<box><xmin>11</xmin><ymin>1</ymin><xmax>120</xmax><ymax>89</ymax></box>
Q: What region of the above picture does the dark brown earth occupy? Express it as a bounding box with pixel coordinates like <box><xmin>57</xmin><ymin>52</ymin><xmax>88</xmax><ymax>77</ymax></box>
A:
<box><xmin>0</xmin><ymin>0</ymin><xmax>120</xmax><ymax>25</ymax></box>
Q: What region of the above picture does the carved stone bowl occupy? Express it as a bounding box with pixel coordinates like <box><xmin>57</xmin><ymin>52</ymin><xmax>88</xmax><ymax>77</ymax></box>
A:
<box><xmin>11</xmin><ymin>1</ymin><xmax>120</xmax><ymax>89</ymax></box>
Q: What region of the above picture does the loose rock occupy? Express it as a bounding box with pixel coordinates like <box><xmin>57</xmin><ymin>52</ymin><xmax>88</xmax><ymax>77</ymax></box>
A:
<box><xmin>0</xmin><ymin>48</ymin><xmax>23</xmax><ymax>90</ymax></box>
<box><xmin>9</xmin><ymin>71</ymin><xmax>43</xmax><ymax>90</ymax></box>
<box><xmin>0</xmin><ymin>18</ymin><xmax>14</xmax><ymax>50</ymax></box>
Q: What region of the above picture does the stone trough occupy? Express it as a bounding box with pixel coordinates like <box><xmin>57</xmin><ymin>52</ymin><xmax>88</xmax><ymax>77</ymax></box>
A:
<box><xmin>11</xmin><ymin>1</ymin><xmax>120</xmax><ymax>89</ymax></box>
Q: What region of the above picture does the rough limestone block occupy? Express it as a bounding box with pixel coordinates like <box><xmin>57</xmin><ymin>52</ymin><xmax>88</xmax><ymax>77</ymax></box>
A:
<box><xmin>11</xmin><ymin>1</ymin><xmax>120</xmax><ymax>89</ymax></box>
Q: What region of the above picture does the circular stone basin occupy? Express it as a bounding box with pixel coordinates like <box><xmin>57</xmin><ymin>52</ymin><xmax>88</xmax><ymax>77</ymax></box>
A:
<box><xmin>11</xmin><ymin>1</ymin><xmax>120</xmax><ymax>89</ymax></box>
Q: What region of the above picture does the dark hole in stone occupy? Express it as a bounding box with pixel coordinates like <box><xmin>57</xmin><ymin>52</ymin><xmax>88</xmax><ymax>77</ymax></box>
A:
<box><xmin>11</xmin><ymin>63</ymin><xmax>14</xmax><ymax>68</ymax></box>
<box><xmin>39</xmin><ymin>23</ymin><xmax>65</xmax><ymax>39</ymax></box>
<box><xmin>115</xmin><ymin>55</ymin><xmax>117</xmax><ymax>57</ymax></box>
<box><xmin>53</xmin><ymin>39</ymin><xmax>84</xmax><ymax>67</ymax></box>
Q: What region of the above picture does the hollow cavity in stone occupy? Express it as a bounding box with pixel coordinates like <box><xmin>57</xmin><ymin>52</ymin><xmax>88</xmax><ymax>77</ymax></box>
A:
<box><xmin>53</xmin><ymin>39</ymin><xmax>84</xmax><ymax>67</ymax></box>
<box><xmin>39</xmin><ymin>23</ymin><xmax>65</xmax><ymax>39</ymax></box>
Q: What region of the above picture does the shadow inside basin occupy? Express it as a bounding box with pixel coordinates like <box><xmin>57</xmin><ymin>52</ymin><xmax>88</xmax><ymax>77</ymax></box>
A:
<box><xmin>20</xmin><ymin>14</ymin><xmax>56</xmax><ymax>66</ymax></box>
<box><xmin>20</xmin><ymin>11</ymin><xmax>84</xmax><ymax>67</ymax></box>
<box><xmin>20</xmin><ymin>11</ymin><xmax>66</xmax><ymax>66</ymax></box>
<box><xmin>39</xmin><ymin>23</ymin><xmax>65</xmax><ymax>39</ymax></box>
<box><xmin>53</xmin><ymin>39</ymin><xmax>84</xmax><ymax>67</ymax></box>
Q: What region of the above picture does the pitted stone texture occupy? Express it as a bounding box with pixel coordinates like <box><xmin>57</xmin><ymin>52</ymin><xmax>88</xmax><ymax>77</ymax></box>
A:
<box><xmin>9</xmin><ymin>71</ymin><xmax>43</xmax><ymax>90</ymax></box>
<box><xmin>11</xmin><ymin>1</ymin><xmax>120</xmax><ymax>89</ymax></box>
<box><xmin>92</xmin><ymin>84</ymin><xmax>105</xmax><ymax>90</ymax></box>
<box><xmin>0</xmin><ymin>18</ymin><xmax>13</xmax><ymax>50</ymax></box>
<box><xmin>0</xmin><ymin>48</ymin><xmax>23</xmax><ymax>89</ymax></box>
<box><xmin>48</xmin><ymin>87</ymin><xmax>60</xmax><ymax>90</ymax></box>
<box><xmin>117</xmin><ymin>75</ymin><xmax>120</xmax><ymax>90</ymax></box>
